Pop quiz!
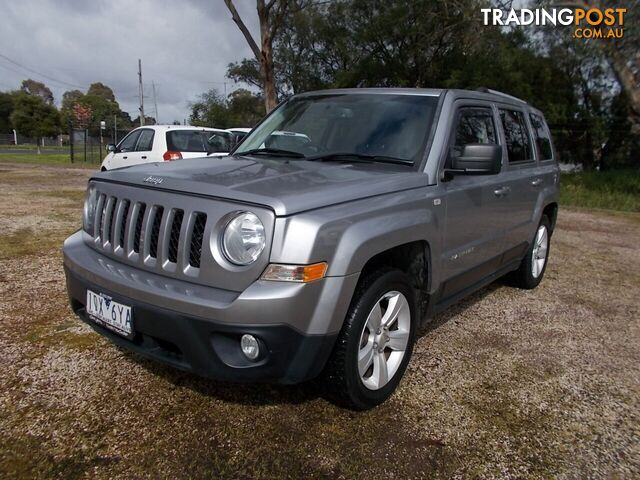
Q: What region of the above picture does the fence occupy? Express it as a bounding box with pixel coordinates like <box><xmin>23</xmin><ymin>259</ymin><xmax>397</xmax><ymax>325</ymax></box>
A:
<box><xmin>69</xmin><ymin>123</ymin><xmax>134</xmax><ymax>164</ymax></box>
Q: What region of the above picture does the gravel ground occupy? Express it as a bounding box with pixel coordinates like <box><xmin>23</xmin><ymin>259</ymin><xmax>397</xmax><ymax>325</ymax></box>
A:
<box><xmin>0</xmin><ymin>162</ymin><xmax>638</xmax><ymax>479</ymax></box>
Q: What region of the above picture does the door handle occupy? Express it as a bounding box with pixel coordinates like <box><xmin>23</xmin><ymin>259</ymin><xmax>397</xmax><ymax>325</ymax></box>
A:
<box><xmin>122</xmin><ymin>156</ymin><xmax>128</xmax><ymax>159</ymax></box>
<box><xmin>141</xmin><ymin>156</ymin><xmax>147</xmax><ymax>159</ymax></box>
<box><xmin>531</xmin><ymin>178</ymin><xmax>543</xmax><ymax>187</ymax></box>
<box><xmin>493</xmin><ymin>186</ymin><xmax>510</xmax><ymax>197</ymax></box>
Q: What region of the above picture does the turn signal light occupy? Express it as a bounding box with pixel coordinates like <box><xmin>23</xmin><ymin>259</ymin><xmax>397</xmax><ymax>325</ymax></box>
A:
<box><xmin>163</xmin><ymin>150</ymin><xmax>183</xmax><ymax>161</ymax></box>
<box><xmin>261</xmin><ymin>262</ymin><xmax>328</xmax><ymax>283</ymax></box>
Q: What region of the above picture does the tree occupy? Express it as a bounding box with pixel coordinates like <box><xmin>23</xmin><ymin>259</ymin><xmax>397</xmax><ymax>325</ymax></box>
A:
<box><xmin>224</xmin><ymin>0</ymin><xmax>293</xmax><ymax>112</ymax></box>
<box><xmin>10</xmin><ymin>92</ymin><xmax>60</xmax><ymax>153</ymax></box>
<box><xmin>20</xmin><ymin>79</ymin><xmax>54</xmax><ymax>105</ymax></box>
<box><xmin>0</xmin><ymin>92</ymin><xmax>15</xmax><ymax>133</ymax></box>
<box><xmin>189</xmin><ymin>88</ymin><xmax>264</xmax><ymax>128</ymax></box>
<box><xmin>87</xmin><ymin>82</ymin><xmax>117</xmax><ymax>102</ymax></box>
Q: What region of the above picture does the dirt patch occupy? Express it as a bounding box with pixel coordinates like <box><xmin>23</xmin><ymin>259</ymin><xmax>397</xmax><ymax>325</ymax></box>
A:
<box><xmin>0</xmin><ymin>163</ymin><xmax>638</xmax><ymax>479</ymax></box>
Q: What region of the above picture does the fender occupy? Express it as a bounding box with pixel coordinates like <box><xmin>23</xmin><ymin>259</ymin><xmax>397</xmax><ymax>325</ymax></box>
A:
<box><xmin>269</xmin><ymin>187</ymin><xmax>442</xmax><ymax>280</ymax></box>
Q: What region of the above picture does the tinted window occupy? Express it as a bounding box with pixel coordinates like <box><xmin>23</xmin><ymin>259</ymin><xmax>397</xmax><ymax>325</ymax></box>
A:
<box><xmin>499</xmin><ymin>109</ymin><xmax>533</xmax><ymax>162</ymax></box>
<box><xmin>529</xmin><ymin>113</ymin><xmax>553</xmax><ymax>160</ymax></box>
<box><xmin>166</xmin><ymin>130</ymin><xmax>231</xmax><ymax>153</ymax></box>
<box><xmin>135</xmin><ymin>129</ymin><xmax>155</xmax><ymax>151</ymax></box>
<box><xmin>452</xmin><ymin>108</ymin><xmax>497</xmax><ymax>157</ymax></box>
<box><xmin>236</xmin><ymin>94</ymin><xmax>439</xmax><ymax>164</ymax></box>
<box><xmin>207</xmin><ymin>132</ymin><xmax>232</xmax><ymax>152</ymax></box>
<box><xmin>118</xmin><ymin>130</ymin><xmax>141</xmax><ymax>152</ymax></box>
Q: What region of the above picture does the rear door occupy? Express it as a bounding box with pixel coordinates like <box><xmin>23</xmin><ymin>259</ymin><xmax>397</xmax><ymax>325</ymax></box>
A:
<box><xmin>133</xmin><ymin>128</ymin><xmax>156</xmax><ymax>163</ymax></box>
<box><xmin>440</xmin><ymin>102</ymin><xmax>510</xmax><ymax>298</ymax></box>
<box><xmin>495</xmin><ymin>106</ymin><xmax>539</xmax><ymax>264</ymax></box>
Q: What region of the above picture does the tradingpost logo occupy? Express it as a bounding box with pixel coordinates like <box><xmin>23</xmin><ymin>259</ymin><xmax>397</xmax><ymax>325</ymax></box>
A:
<box><xmin>481</xmin><ymin>5</ymin><xmax>627</xmax><ymax>39</ymax></box>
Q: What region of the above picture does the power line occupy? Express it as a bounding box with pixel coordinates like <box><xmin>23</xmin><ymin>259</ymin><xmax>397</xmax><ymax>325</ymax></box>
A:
<box><xmin>0</xmin><ymin>51</ymin><xmax>86</xmax><ymax>89</ymax></box>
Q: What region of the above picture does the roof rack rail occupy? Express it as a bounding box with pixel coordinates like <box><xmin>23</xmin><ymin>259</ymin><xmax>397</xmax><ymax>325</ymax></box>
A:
<box><xmin>476</xmin><ymin>87</ymin><xmax>528</xmax><ymax>104</ymax></box>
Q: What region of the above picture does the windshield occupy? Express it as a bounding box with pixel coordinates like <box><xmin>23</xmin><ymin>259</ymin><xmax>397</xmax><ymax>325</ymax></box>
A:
<box><xmin>166</xmin><ymin>130</ymin><xmax>232</xmax><ymax>153</ymax></box>
<box><xmin>235</xmin><ymin>93</ymin><xmax>439</xmax><ymax>164</ymax></box>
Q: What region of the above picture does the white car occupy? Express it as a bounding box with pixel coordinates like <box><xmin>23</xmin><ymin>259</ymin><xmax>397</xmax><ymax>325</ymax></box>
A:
<box><xmin>226</xmin><ymin>127</ymin><xmax>252</xmax><ymax>150</ymax></box>
<box><xmin>101</xmin><ymin>125</ymin><xmax>233</xmax><ymax>170</ymax></box>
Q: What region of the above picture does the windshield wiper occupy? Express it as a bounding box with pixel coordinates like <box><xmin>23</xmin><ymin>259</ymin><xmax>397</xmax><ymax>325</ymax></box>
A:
<box><xmin>305</xmin><ymin>152</ymin><xmax>413</xmax><ymax>166</ymax></box>
<box><xmin>235</xmin><ymin>148</ymin><xmax>306</xmax><ymax>158</ymax></box>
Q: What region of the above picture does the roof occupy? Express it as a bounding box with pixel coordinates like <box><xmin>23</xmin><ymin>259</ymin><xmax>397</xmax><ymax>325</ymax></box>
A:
<box><xmin>132</xmin><ymin>125</ymin><xmax>228</xmax><ymax>133</ymax></box>
<box><xmin>295</xmin><ymin>87</ymin><xmax>529</xmax><ymax>107</ymax></box>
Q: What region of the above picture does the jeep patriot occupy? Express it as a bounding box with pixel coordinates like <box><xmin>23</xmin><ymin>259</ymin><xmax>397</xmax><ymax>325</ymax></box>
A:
<box><xmin>63</xmin><ymin>88</ymin><xmax>559</xmax><ymax>409</ymax></box>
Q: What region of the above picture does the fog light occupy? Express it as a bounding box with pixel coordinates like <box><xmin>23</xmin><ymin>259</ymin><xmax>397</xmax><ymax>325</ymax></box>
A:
<box><xmin>240</xmin><ymin>334</ymin><xmax>260</xmax><ymax>360</ymax></box>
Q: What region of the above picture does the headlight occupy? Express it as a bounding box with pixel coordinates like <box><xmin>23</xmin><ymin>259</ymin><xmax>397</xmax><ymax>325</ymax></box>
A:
<box><xmin>221</xmin><ymin>212</ymin><xmax>265</xmax><ymax>265</ymax></box>
<box><xmin>83</xmin><ymin>185</ymin><xmax>98</xmax><ymax>235</ymax></box>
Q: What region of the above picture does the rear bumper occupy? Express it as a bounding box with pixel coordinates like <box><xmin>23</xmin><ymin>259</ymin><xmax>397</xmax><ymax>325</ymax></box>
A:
<box><xmin>63</xmin><ymin>231</ymin><xmax>358</xmax><ymax>383</ymax></box>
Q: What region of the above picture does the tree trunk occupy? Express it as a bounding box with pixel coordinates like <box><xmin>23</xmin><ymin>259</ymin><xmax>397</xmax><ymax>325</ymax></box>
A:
<box><xmin>37</xmin><ymin>138</ymin><xmax>41</xmax><ymax>155</ymax></box>
<box><xmin>260</xmin><ymin>31</ymin><xmax>279</xmax><ymax>112</ymax></box>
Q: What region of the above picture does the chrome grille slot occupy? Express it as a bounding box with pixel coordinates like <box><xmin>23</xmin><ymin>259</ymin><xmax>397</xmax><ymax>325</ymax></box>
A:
<box><xmin>102</xmin><ymin>196</ymin><xmax>116</xmax><ymax>247</ymax></box>
<box><xmin>189</xmin><ymin>213</ymin><xmax>207</xmax><ymax>269</ymax></box>
<box><xmin>168</xmin><ymin>209</ymin><xmax>184</xmax><ymax>264</ymax></box>
<box><xmin>117</xmin><ymin>200</ymin><xmax>130</xmax><ymax>249</ymax></box>
<box><xmin>108</xmin><ymin>198</ymin><xmax>121</xmax><ymax>247</ymax></box>
<box><xmin>148</xmin><ymin>206</ymin><xmax>164</xmax><ymax>259</ymax></box>
<box><xmin>133</xmin><ymin>203</ymin><xmax>146</xmax><ymax>254</ymax></box>
<box><xmin>94</xmin><ymin>194</ymin><xmax>106</xmax><ymax>239</ymax></box>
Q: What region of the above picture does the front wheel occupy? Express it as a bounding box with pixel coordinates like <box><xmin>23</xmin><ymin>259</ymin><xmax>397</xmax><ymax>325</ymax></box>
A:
<box><xmin>323</xmin><ymin>268</ymin><xmax>417</xmax><ymax>410</ymax></box>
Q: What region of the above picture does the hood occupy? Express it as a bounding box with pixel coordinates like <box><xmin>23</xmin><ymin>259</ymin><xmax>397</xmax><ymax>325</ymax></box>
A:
<box><xmin>94</xmin><ymin>156</ymin><xmax>431</xmax><ymax>216</ymax></box>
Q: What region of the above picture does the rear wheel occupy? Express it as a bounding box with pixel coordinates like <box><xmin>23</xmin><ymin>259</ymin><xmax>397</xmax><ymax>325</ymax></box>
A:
<box><xmin>323</xmin><ymin>268</ymin><xmax>416</xmax><ymax>410</ymax></box>
<box><xmin>509</xmin><ymin>215</ymin><xmax>551</xmax><ymax>289</ymax></box>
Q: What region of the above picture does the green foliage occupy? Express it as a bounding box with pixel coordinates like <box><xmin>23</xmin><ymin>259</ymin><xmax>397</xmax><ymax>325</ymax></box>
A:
<box><xmin>20</xmin><ymin>79</ymin><xmax>54</xmax><ymax>105</ymax></box>
<box><xmin>0</xmin><ymin>91</ymin><xmax>15</xmax><ymax>132</ymax></box>
<box><xmin>225</xmin><ymin>0</ymin><xmax>638</xmax><ymax>169</ymax></box>
<box><xmin>9</xmin><ymin>92</ymin><xmax>60</xmax><ymax>141</ymax></box>
<box><xmin>560</xmin><ymin>170</ymin><xmax>640</xmax><ymax>212</ymax></box>
<box><xmin>190</xmin><ymin>88</ymin><xmax>264</xmax><ymax>128</ymax></box>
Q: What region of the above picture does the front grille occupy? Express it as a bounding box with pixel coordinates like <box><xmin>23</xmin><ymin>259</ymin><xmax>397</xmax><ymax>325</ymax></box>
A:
<box><xmin>91</xmin><ymin>195</ymin><xmax>207</xmax><ymax>272</ymax></box>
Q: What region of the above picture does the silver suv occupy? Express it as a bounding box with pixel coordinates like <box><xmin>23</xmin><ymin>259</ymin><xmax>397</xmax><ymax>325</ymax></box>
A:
<box><xmin>63</xmin><ymin>88</ymin><xmax>559</xmax><ymax>409</ymax></box>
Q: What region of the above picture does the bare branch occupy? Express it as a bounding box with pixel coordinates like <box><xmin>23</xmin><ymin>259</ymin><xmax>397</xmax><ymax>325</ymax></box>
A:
<box><xmin>224</xmin><ymin>0</ymin><xmax>262</xmax><ymax>61</ymax></box>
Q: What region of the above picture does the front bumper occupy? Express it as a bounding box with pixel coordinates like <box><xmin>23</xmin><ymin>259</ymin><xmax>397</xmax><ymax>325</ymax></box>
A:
<box><xmin>63</xmin><ymin>231</ymin><xmax>359</xmax><ymax>383</ymax></box>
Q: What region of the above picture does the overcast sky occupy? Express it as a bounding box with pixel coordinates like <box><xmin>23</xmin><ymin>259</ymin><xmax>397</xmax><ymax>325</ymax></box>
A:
<box><xmin>1</xmin><ymin>0</ymin><xmax>259</xmax><ymax>123</ymax></box>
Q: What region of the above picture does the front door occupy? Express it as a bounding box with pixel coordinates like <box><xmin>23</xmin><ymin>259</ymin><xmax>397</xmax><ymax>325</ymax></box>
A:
<box><xmin>440</xmin><ymin>104</ymin><xmax>509</xmax><ymax>299</ymax></box>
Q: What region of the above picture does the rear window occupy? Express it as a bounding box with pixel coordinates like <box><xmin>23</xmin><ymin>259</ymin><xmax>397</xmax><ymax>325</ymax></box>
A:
<box><xmin>529</xmin><ymin>113</ymin><xmax>553</xmax><ymax>160</ymax></box>
<box><xmin>166</xmin><ymin>130</ymin><xmax>232</xmax><ymax>153</ymax></box>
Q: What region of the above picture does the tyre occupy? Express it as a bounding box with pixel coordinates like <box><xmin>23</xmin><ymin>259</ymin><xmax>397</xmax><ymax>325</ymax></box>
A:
<box><xmin>509</xmin><ymin>215</ymin><xmax>551</xmax><ymax>289</ymax></box>
<box><xmin>323</xmin><ymin>268</ymin><xmax>417</xmax><ymax>410</ymax></box>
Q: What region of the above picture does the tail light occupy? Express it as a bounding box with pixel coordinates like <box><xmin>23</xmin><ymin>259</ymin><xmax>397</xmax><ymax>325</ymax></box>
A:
<box><xmin>163</xmin><ymin>151</ymin><xmax>182</xmax><ymax>161</ymax></box>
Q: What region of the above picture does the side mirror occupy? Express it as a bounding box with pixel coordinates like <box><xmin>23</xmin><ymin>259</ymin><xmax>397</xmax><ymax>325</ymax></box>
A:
<box><xmin>106</xmin><ymin>144</ymin><xmax>117</xmax><ymax>152</ymax></box>
<box><xmin>447</xmin><ymin>144</ymin><xmax>502</xmax><ymax>175</ymax></box>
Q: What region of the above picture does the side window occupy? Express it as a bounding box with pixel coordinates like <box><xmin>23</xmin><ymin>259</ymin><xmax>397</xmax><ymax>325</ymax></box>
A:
<box><xmin>529</xmin><ymin>113</ymin><xmax>553</xmax><ymax>160</ymax></box>
<box><xmin>452</xmin><ymin>107</ymin><xmax>497</xmax><ymax>157</ymax></box>
<box><xmin>499</xmin><ymin>109</ymin><xmax>534</xmax><ymax>163</ymax></box>
<box><xmin>207</xmin><ymin>132</ymin><xmax>231</xmax><ymax>153</ymax></box>
<box><xmin>135</xmin><ymin>129</ymin><xmax>155</xmax><ymax>152</ymax></box>
<box><xmin>118</xmin><ymin>130</ymin><xmax>141</xmax><ymax>152</ymax></box>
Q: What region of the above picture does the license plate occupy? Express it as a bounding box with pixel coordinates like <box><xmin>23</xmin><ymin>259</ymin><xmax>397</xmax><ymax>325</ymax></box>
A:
<box><xmin>86</xmin><ymin>290</ymin><xmax>133</xmax><ymax>338</ymax></box>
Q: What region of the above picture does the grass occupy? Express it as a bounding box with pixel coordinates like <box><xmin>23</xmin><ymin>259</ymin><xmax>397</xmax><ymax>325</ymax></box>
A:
<box><xmin>560</xmin><ymin>169</ymin><xmax>640</xmax><ymax>212</ymax></box>
<box><xmin>0</xmin><ymin>144</ymin><xmax>67</xmax><ymax>151</ymax></box>
<box><xmin>0</xmin><ymin>153</ymin><xmax>99</xmax><ymax>168</ymax></box>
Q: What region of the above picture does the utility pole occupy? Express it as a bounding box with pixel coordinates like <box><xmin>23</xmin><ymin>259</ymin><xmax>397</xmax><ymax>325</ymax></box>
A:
<box><xmin>152</xmin><ymin>81</ymin><xmax>159</xmax><ymax>124</ymax></box>
<box><xmin>113</xmin><ymin>114</ymin><xmax>117</xmax><ymax>144</ymax></box>
<box><xmin>138</xmin><ymin>59</ymin><xmax>145</xmax><ymax>126</ymax></box>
